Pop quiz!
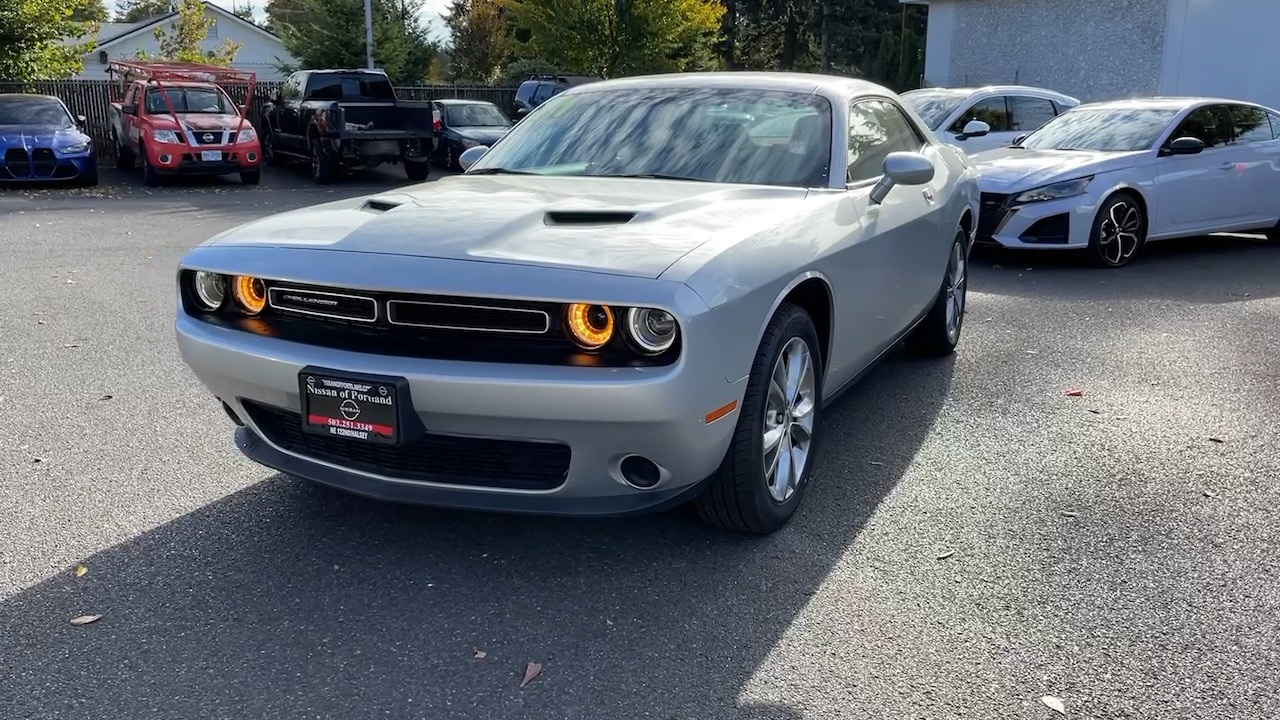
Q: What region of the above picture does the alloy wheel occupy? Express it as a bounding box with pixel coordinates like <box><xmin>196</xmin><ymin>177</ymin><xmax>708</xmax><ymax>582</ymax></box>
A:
<box><xmin>763</xmin><ymin>336</ymin><xmax>817</xmax><ymax>503</ymax></box>
<box><xmin>1098</xmin><ymin>200</ymin><xmax>1143</xmax><ymax>266</ymax></box>
<box><xmin>944</xmin><ymin>240</ymin><xmax>968</xmax><ymax>343</ymax></box>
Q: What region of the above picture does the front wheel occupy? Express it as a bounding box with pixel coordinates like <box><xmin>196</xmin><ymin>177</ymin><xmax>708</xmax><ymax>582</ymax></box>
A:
<box><xmin>404</xmin><ymin>160</ymin><xmax>430</xmax><ymax>182</ymax></box>
<box><xmin>262</xmin><ymin>130</ymin><xmax>284</xmax><ymax>167</ymax></box>
<box><xmin>309</xmin><ymin>137</ymin><xmax>336</xmax><ymax>185</ymax></box>
<box><xmin>1089</xmin><ymin>192</ymin><xmax>1146</xmax><ymax>268</ymax></box>
<box><xmin>240</xmin><ymin>169</ymin><xmax>261</xmax><ymax>186</ymax></box>
<box><xmin>694</xmin><ymin>302</ymin><xmax>823</xmax><ymax>535</ymax></box>
<box><xmin>113</xmin><ymin>131</ymin><xmax>134</xmax><ymax>170</ymax></box>
<box><xmin>140</xmin><ymin>146</ymin><xmax>160</xmax><ymax>187</ymax></box>
<box><xmin>905</xmin><ymin>228</ymin><xmax>969</xmax><ymax>356</ymax></box>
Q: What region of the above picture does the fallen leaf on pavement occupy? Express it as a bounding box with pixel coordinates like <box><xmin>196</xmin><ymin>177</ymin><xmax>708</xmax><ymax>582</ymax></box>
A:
<box><xmin>473</xmin><ymin>650</ymin><xmax>487</xmax><ymax>659</ymax></box>
<box><xmin>1202</xmin><ymin>490</ymin><xmax>1218</xmax><ymax>498</ymax></box>
<box><xmin>74</xmin><ymin>564</ymin><xmax>88</xmax><ymax>577</ymax></box>
<box><xmin>520</xmin><ymin>662</ymin><xmax>542</xmax><ymax>687</ymax></box>
<box><xmin>936</xmin><ymin>549</ymin><xmax>956</xmax><ymax>560</ymax></box>
<box><xmin>98</xmin><ymin>394</ymin><xmax>113</xmax><ymax>401</ymax></box>
<box><xmin>1041</xmin><ymin>695</ymin><xmax>1066</xmax><ymax>715</ymax></box>
<box><xmin>32</xmin><ymin>457</ymin><xmax>45</xmax><ymax>464</ymax></box>
<box><xmin>1060</xmin><ymin>511</ymin><xmax>1078</xmax><ymax>518</ymax></box>
<box><xmin>992</xmin><ymin>264</ymin><xmax>1003</xmax><ymax>270</ymax></box>
<box><xmin>1208</xmin><ymin>437</ymin><xmax>1224</xmax><ymax>443</ymax></box>
<box><xmin>606</xmin><ymin>619</ymin><xmax>614</xmax><ymax>626</ymax></box>
<box><xmin>1025</xmin><ymin>349</ymin><xmax>1039</xmax><ymax>354</ymax></box>
<box><xmin>69</xmin><ymin>614</ymin><xmax>102</xmax><ymax>626</ymax></box>
<box><xmin>1086</xmin><ymin>409</ymin><xmax>1100</xmax><ymax>415</ymax></box>
<box><xmin>37</xmin><ymin>319</ymin><xmax>46</xmax><ymax>325</ymax></box>
<box><xmin>868</xmin><ymin>461</ymin><xmax>884</xmax><ymax>466</ymax></box>
<box><xmin>1062</xmin><ymin>389</ymin><xmax>1085</xmax><ymax>397</ymax></box>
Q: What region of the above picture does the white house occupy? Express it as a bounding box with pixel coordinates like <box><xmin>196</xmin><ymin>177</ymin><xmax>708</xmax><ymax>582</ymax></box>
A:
<box><xmin>66</xmin><ymin>2</ymin><xmax>298</xmax><ymax>82</ymax></box>
<box><xmin>903</xmin><ymin>0</ymin><xmax>1280</xmax><ymax>111</ymax></box>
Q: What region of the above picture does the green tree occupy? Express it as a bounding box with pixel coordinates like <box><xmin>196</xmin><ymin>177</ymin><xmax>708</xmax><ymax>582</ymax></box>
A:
<box><xmin>72</xmin><ymin>0</ymin><xmax>110</xmax><ymax>22</ymax></box>
<box><xmin>231</xmin><ymin>3</ymin><xmax>259</xmax><ymax>23</ymax></box>
<box><xmin>272</xmin><ymin>0</ymin><xmax>441</xmax><ymax>84</ymax></box>
<box><xmin>136</xmin><ymin>0</ymin><xmax>242</xmax><ymax>65</ymax></box>
<box><xmin>500</xmin><ymin>0</ymin><xmax>723</xmax><ymax>79</ymax></box>
<box><xmin>445</xmin><ymin>0</ymin><xmax>514</xmax><ymax>85</ymax></box>
<box><xmin>0</xmin><ymin>0</ymin><xmax>99</xmax><ymax>82</ymax></box>
<box><xmin>115</xmin><ymin>0</ymin><xmax>171</xmax><ymax>23</ymax></box>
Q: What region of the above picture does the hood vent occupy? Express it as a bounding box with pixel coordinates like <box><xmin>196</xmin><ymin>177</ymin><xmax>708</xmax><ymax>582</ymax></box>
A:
<box><xmin>544</xmin><ymin>210</ymin><xmax>636</xmax><ymax>226</ymax></box>
<box><xmin>361</xmin><ymin>197</ymin><xmax>403</xmax><ymax>213</ymax></box>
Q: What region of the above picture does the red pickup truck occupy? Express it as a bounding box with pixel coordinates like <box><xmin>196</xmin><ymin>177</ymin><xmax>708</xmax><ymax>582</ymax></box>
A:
<box><xmin>107</xmin><ymin>61</ymin><xmax>263</xmax><ymax>186</ymax></box>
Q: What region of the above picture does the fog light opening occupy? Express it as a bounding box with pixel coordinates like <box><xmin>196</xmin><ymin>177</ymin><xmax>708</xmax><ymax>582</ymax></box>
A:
<box><xmin>220</xmin><ymin>400</ymin><xmax>245</xmax><ymax>427</ymax></box>
<box><xmin>159</xmin><ymin>154</ymin><xmax>172</xmax><ymax>164</ymax></box>
<box><xmin>620</xmin><ymin>455</ymin><xmax>661</xmax><ymax>489</ymax></box>
<box><xmin>246</xmin><ymin>152</ymin><xmax>258</xmax><ymax>162</ymax></box>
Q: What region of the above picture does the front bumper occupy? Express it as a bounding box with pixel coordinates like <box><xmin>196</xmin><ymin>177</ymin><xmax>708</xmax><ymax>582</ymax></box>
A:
<box><xmin>149</xmin><ymin>145</ymin><xmax>261</xmax><ymax>175</ymax></box>
<box><xmin>976</xmin><ymin>190</ymin><xmax>1103</xmax><ymax>250</ymax></box>
<box><xmin>175</xmin><ymin>291</ymin><xmax>745</xmax><ymax>517</ymax></box>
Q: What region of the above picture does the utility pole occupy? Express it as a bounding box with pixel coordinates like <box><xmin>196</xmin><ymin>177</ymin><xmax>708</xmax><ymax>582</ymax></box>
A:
<box><xmin>364</xmin><ymin>0</ymin><xmax>375</xmax><ymax>69</ymax></box>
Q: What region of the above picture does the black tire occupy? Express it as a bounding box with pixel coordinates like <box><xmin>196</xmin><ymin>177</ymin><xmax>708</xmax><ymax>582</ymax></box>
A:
<box><xmin>78</xmin><ymin>163</ymin><xmax>99</xmax><ymax>188</ymax></box>
<box><xmin>443</xmin><ymin>142</ymin><xmax>455</xmax><ymax>170</ymax></box>
<box><xmin>140</xmin><ymin>145</ymin><xmax>160</xmax><ymax>187</ymax></box>
<box><xmin>694</xmin><ymin>302</ymin><xmax>824</xmax><ymax>535</ymax></box>
<box><xmin>404</xmin><ymin>159</ymin><xmax>430</xmax><ymax>182</ymax></box>
<box><xmin>1088</xmin><ymin>192</ymin><xmax>1147</xmax><ymax>268</ymax></box>
<box><xmin>240</xmin><ymin>169</ymin><xmax>261</xmax><ymax>186</ymax></box>
<box><xmin>905</xmin><ymin>228</ymin><xmax>969</xmax><ymax>357</ymax></box>
<box><xmin>1264</xmin><ymin>221</ymin><xmax>1280</xmax><ymax>241</ymax></box>
<box><xmin>262</xmin><ymin>129</ymin><xmax>285</xmax><ymax>167</ymax></box>
<box><xmin>309</xmin><ymin>136</ymin><xmax>336</xmax><ymax>185</ymax></box>
<box><xmin>113</xmin><ymin>131</ymin><xmax>134</xmax><ymax>170</ymax></box>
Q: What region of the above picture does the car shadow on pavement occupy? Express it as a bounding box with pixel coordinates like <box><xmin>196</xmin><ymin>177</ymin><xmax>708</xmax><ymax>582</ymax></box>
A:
<box><xmin>0</xmin><ymin>351</ymin><xmax>955</xmax><ymax>720</ymax></box>
<box><xmin>971</xmin><ymin>233</ymin><xmax>1280</xmax><ymax>303</ymax></box>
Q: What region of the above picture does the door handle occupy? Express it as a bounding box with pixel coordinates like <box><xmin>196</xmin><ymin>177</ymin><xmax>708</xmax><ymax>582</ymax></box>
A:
<box><xmin>921</xmin><ymin>188</ymin><xmax>935</xmax><ymax>203</ymax></box>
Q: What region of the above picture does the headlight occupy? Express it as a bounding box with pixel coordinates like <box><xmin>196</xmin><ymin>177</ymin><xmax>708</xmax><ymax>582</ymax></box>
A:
<box><xmin>231</xmin><ymin>275</ymin><xmax>267</xmax><ymax>315</ymax></box>
<box><xmin>59</xmin><ymin>141</ymin><xmax>91</xmax><ymax>154</ymax></box>
<box><xmin>624</xmin><ymin>308</ymin><xmax>678</xmax><ymax>354</ymax></box>
<box><xmin>564</xmin><ymin>303</ymin><xmax>614</xmax><ymax>350</ymax></box>
<box><xmin>192</xmin><ymin>271</ymin><xmax>227</xmax><ymax>310</ymax></box>
<box><xmin>152</xmin><ymin>130</ymin><xmax>181</xmax><ymax>144</ymax></box>
<box><xmin>460</xmin><ymin>138</ymin><xmax>479</xmax><ymax>149</ymax></box>
<box><xmin>236</xmin><ymin>127</ymin><xmax>257</xmax><ymax>143</ymax></box>
<box><xmin>1013</xmin><ymin>176</ymin><xmax>1093</xmax><ymax>204</ymax></box>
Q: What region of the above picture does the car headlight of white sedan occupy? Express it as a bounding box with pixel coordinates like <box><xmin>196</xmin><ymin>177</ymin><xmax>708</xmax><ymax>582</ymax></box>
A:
<box><xmin>1013</xmin><ymin>176</ymin><xmax>1093</xmax><ymax>204</ymax></box>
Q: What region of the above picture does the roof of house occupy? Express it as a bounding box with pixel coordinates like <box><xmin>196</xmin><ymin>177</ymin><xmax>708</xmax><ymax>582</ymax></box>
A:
<box><xmin>61</xmin><ymin>2</ymin><xmax>284</xmax><ymax>50</ymax></box>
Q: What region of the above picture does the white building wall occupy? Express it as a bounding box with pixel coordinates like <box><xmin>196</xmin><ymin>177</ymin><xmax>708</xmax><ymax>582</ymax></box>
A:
<box><xmin>1160</xmin><ymin>0</ymin><xmax>1280</xmax><ymax>111</ymax></box>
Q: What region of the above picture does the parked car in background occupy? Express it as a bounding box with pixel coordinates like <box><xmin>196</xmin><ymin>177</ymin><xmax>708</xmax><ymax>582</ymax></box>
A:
<box><xmin>968</xmin><ymin>97</ymin><xmax>1280</xmax><ymax>267</ymax></box>
<box><xmin>0</xmin><ymin>94</ymin><xmax>97</xmax><ymax>186</ymax></box>
<box><xmin>173</xmin><ymin>71</ymin><xmax>978</xmax><ymax>535</ymax></box>
<box><xmin>107</xmin><ymin>61</ymin><xmax>262</xmax><ymax>187</ymax></box>
<box><xmin>260</xmin><ymin>69</ymin><xmax>434</xmax><ymax>184</ymax></box>
<box><xmin>901</xmin><ymin>85</ymin><xmax>1079</xmax><ymax>154</ymax></box>
<box><xmin>512</xmin><ymin>74</ymin><xmax>600</xmax><ymax>120</ymax></box>
<box><xmin>430</xmin><ymin>99</ymin><xmax>512</xmax><ymax>169</ymax></box>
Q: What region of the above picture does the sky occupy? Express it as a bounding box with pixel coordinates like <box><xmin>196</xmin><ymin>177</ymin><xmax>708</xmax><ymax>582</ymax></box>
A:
<box><xmin>103</xmin><ymin>0</ymin><xmax>451</xmax><ymax>41</ymax></box>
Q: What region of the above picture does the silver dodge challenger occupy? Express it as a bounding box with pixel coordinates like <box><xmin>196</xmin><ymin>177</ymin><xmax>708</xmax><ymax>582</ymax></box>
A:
<box><xmin>175</xmin><ymin>72</ymin><xmax>980</xmax><ymax>534</ymax></box>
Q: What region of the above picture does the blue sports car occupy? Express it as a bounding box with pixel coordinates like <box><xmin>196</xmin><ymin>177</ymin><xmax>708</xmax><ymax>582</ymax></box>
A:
<box><xmin>0</xmin><ymin>94</ymin><xmax>98</xmax><ymax>186</ymax></box>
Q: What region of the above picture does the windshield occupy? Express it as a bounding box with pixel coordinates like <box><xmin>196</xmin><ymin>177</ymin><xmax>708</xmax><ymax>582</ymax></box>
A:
<box><xmin>145</xmin><ymin>87</ymin><xmax>234</xmax><ymax>115</ymax></box>
<box><xmin>0</xmin><ymin>98</ymin><xmax>73</xmax><ymax>127</ymax></box>
<box><xmin>446</xmin><ymin>103</ymin><xmax>510</xmax><ymax>127</ymax></box>
<box><xmin>900</xmin><ymin>90</ymin><xmax>967</xmax><ymax>131</ymax></box>
<box><xmin>1020</xmin><ymin>107</ymin><xmax>1180</xmax><ymax>152</ymax></box>
<box><xmin>471</xmin><ymin>87</ymin><xmax>834</xmax><ymax>188</ymax></box>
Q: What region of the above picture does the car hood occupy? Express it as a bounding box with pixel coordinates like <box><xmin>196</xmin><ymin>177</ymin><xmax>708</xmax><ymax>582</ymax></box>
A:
<box><xmin>970</xmin><ymin>147</ymin><xmax>1142</xmax><ymax>193</ymax></box>
<box><xmin>201</xmin><ymin>175</ymin><xmax>811</xmax><ymax>279</ymax></box>
<box><xmin>149</xmin><ymin>113</ymin><xmax>248</xmax><ymax>131</ymax></box>
<box><xmin>452</xmin><ymin>126</ymin><xmax>510</xmax><ymax>145</ymax></box>
<box><xmin>0</xmin><ymin>125</ymin><xmax>86</xmax><ymax>148</ymax></box>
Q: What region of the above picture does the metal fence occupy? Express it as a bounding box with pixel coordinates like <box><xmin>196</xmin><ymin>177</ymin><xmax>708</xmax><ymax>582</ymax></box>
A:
<box><xmin>0</xmin><ymin>80</ymin><xmax>519</xmax><ymax>159</ymax></box>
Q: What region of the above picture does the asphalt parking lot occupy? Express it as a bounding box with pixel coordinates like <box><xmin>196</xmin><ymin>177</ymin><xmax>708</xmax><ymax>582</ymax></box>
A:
<box><xmin>2</xmin><ymin>166</ymin><xmax>1278</xmax><ymax>720</ymax></box>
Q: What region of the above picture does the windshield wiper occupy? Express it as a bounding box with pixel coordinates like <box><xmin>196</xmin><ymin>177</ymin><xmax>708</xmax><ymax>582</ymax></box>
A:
<box><xmin>591</xmin><ymin>172</ymin><xmax>709</xmax><ymax>182</ymax></box>
<box><xmin>467</xmin><ymin>167</ymin><xmax>540</xmax><ymax>175</ymax></box>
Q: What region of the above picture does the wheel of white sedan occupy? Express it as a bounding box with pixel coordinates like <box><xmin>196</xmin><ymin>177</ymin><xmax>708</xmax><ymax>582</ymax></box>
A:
<box><xmin>1089</xmin><ymin>193</ymin><xmax>1147</xmax><ymax>268</ymax></box>
<box><xmin>695</xmin><ymin>302</ymin><xmax>823</xmax><ymax>535</ymax></box>
<box><xmin>905</xmin><ymin>227</ymin><xmax>968</xmax><ymax>357</ymax></box>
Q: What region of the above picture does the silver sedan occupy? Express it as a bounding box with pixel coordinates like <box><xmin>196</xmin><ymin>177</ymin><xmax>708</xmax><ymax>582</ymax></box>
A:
<box><xmin>174</xmin><ymin>71</ymin><xmax>980</xmax><ymax>534</ymax></box>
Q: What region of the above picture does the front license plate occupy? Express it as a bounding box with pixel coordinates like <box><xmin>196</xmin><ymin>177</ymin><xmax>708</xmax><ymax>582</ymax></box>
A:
<box><xmin>200</xmin><ymin>150</ymin><xmax>223</xmax><ymax>162</ymax></box>
<box><xmin>299</xmin><ymin>369</ymin><xmax>404</xmax><ymax>445</ymax></box>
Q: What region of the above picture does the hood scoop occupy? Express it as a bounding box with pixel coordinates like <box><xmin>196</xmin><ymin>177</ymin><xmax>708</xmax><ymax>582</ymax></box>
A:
<box><xmin>544</xmin><ymin>210</ymin><xmax>636</xmax><ymax>226</ymax></box>
<box><xmin>361</xmin><ymin>197</ymin><xmax>405</xmax><ymax>213</ymax></box>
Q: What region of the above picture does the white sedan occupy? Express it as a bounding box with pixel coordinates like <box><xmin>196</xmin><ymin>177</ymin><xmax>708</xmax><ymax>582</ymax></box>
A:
<box><xmin>968</xmin><ymin>97</ymin><xmax>1280</xmax><ymax>267</ymax></box>
<box><xmin>900</xmin><ymin>85</ymin><xmax>1080</xmax><ymax>154</ymax></box>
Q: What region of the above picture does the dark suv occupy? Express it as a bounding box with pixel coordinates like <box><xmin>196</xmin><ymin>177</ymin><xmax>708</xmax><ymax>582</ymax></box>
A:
<box><xmin>512</xmin><ymin>74</ymin><xmax>600</xmax><ymax>119</ymax></box>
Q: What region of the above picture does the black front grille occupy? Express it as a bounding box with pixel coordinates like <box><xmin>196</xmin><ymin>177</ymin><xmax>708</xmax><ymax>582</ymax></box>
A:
<box><xmin>977</xmin><ymin>192</ymin><xmax>1011</xmax><ymax>242</ymax></box>
<box><xmin>192</xmin><ymin>131</ymin><xmax>226</xmax><ymax>145</ymax></box>
<box><xmin>269</xmin><ymin>286</ymin><xmax>378</xmax><ymax>322</ymax></box>
<box><xmin>387</xmin><ymin>299</ymin><xmax>549</xmax><ymax>333</ymax></box>
<box><xmin>30</xmin><ymin>148</ymin><xmax>56</xmax><ymax>178</ymax></box>
<box><xmin>3</xmin><ymin>148</ymin><xmax>30</xmax><ymax>178</ymax></box>
<box><xmin>242</xmin><ymin>400</ymin><xmax>571</xmax><ymax>490</ymax></box>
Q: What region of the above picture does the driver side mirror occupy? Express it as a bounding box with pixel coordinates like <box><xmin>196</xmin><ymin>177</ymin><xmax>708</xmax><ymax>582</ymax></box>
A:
<box><xmin>1011</xmin><ymin>133</ymin><xmax>1028</xmax><ymax>146</ymax></box>
<box><xmin>869</xmin><ymin>151</ymin><xmax>935</xmax><ymax>205</ymax></box>
<box><xmin>956</xmin><ymin>119</ymin><xmax>991</xmax><ymax>140</ymax></box>
<box><xmin>76</xmin><ymin>114</ymin><xmax>87</xmax><ymax>127</ymax></box>
<box><xmin>1161</xmin><ymin>136</ymin><xmax>1206</xmax><ymax>156</ymax></box>
<box><xmin>458</xmin><ymin>145</ymin><xmax>489</xmax><ymax>171</ymax></box>
<box><xmin>122</xmin><ymin>104</ymin><xmax>137</xmax><ymax>116</ymax></box>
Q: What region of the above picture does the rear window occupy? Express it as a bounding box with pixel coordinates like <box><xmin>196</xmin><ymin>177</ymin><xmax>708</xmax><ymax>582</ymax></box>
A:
<box><xmin>307</xmin><ymin>74</ymin><xmax>396</xmax><ymax>102</ymax></box>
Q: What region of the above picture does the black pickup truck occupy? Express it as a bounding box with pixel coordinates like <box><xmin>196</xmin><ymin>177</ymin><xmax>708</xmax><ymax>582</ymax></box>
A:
<box><xmin>260</xmin><ymin>69</ymin><xmax>434</xmax><ymax>184</ymax></box>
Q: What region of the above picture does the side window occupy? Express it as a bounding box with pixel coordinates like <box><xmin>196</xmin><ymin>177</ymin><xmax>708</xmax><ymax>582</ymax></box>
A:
<box><xmin>1227</xmin><ymin>104</ymin><xmax>1272</xmax><ymax>145</ymax></box>
<box><xmin>847</xmin><ymin>99</ymin><xmax>926</xmax><ymax>185</ymax></box>
<box><xmin>1270</xmin><ymin>111</ymin><xmax>1280</xmax><ymax>140</ymax></box>
<box><xmin>1167</xmin><ymin>106</ymin><xmax>1228</xmax><ymax>148</ymax></box>
<box><xmin>531</xmin><ymin>82</ymin><xmax>556</xmax><ymax>104</ymax></box>
<box><xmin>1008</xmin><ymin>95</ymin><xmax>1058</xmax><ymax>132</ymax></box>
<box><xmin>948</xmin><ymin>96</ymin><xmax>1010</xmax><ymax>133</ymax></box>
<box><xmin>123</xmin><ymin>84</ymin><xmax>138</xmax><ymax>107</ymax></box>
<box><xmin>515</xmin><ymin>82</ymin><xmax>534</xmax><ymax>104</ymax></box>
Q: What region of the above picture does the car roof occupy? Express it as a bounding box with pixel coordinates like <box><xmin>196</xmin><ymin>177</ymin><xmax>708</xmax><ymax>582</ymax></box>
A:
<box><xmin>1077</xmin><ymin>96</ymin><xmax>1271</xmax><ymax>111</ymax></box>
<box><xmin>0</xmin><ymin>93</ymin><xmax>61</xmax><ymax>102</ymax></box>
<box><xmin>906</xmin><ymin>84</ymin><xmax>1080</xmax><ymax>103</ymax></box>
<box><xmin>563</xmin><ymin>71</ymin><xmax>895</xmax><ymax>102</ymax></box>
<box><xmin>435</xmin><ymin>98</ymin><xmax>496</xmax><ymax>106</ymax></box>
